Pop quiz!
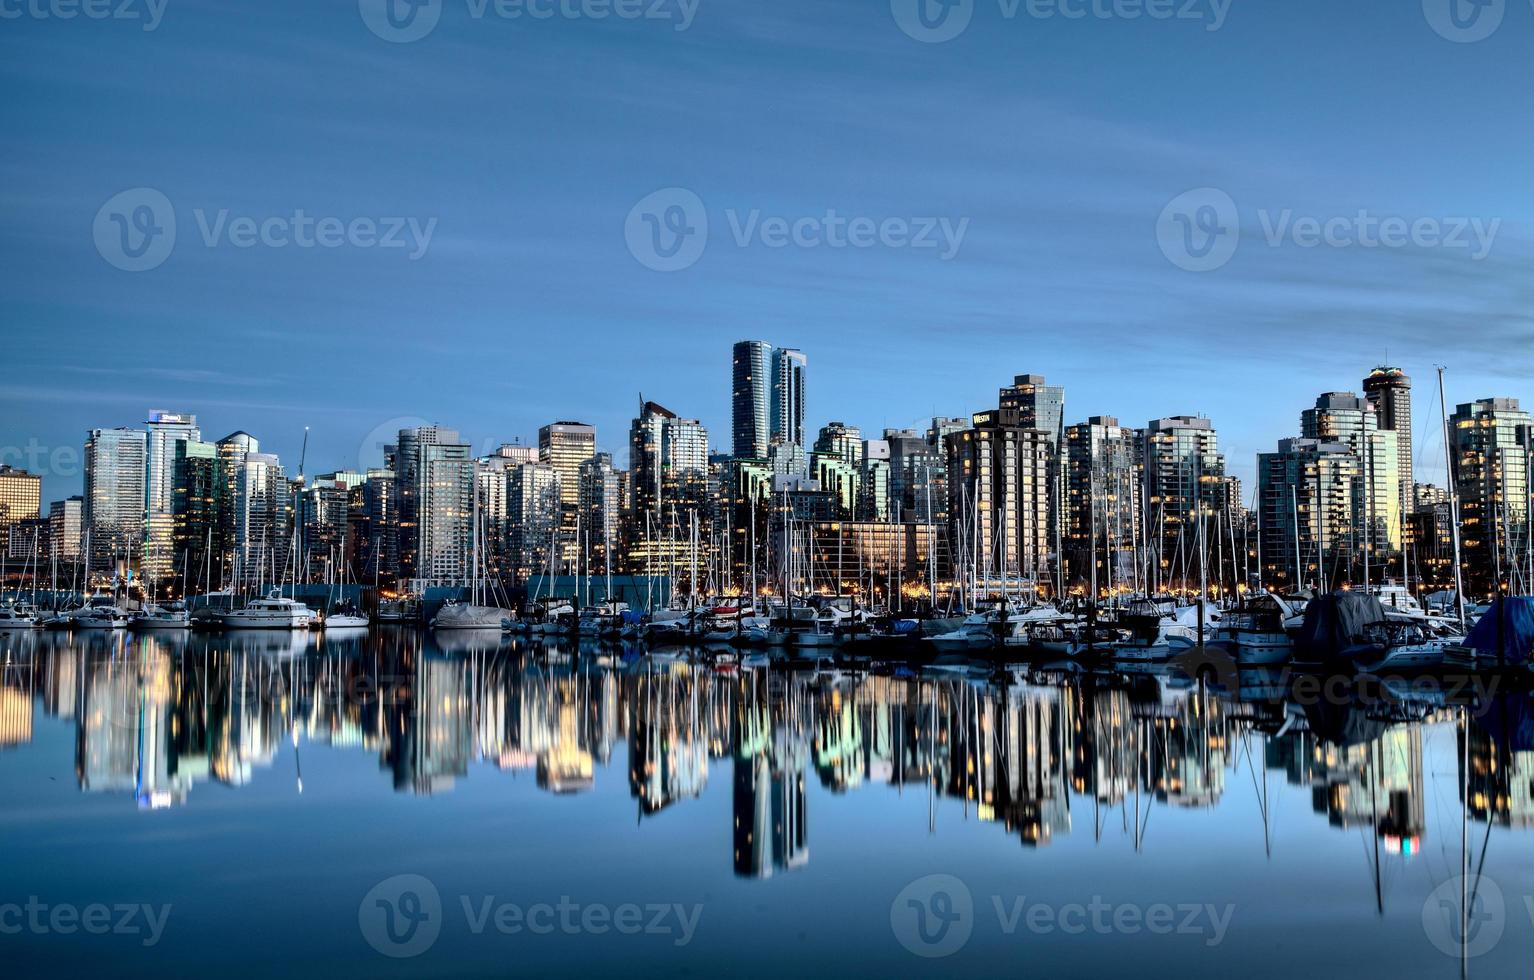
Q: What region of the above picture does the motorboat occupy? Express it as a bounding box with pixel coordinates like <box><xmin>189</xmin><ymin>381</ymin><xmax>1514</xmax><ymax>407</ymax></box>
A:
<box><xmin>221</xmin><ymin>591</ymin><xmax>317</xmax><ymax>630</ymax></box>
<box><xmin>130</xmin><ymin>602</ymin><xmax>190</xmax><ymax>630</ymax></box>
<box><xmin>1345</xmin><ymin>620</ymin><xmax>1462</xmax><ymax>671</ymax></box>
<box><xmin>0</xmin><ymin>603</ymin><xmax>40</xmax><ymax>629</ymax></box>
<box><xmin>72</xmin><ymin>593</ymin><xmax>131</xmax><ymax>630</ymax></box>
<box><xmin>1218</xmin><ymin>593</ymin><xmax>1297</xmax><ymax>665</ymax></box>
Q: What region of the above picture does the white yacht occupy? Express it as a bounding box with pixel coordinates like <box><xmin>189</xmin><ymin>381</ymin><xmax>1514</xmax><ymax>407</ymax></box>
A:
<box><xmin>130</xmin><ymin>603</ymin><xmax>191</xmax><ymax>630</ymax></box>
<box><xmin>222</xmin><ymin>592</ymin><xmax>316</xmax><ymax>630</ymax></box>
<box><xmin>324</xmin><ymin>611</ymin><xmax>370</xmax><ymax>629</ymax></box>
<box><xmin>0</xmin><ymin>604</ymin><xmax>40</xmax><ymax>629</ymax></box>
<box><xmin>73</xmin><ymin>593</ymin><xmax>131</xmax><ymax>630</ymax></box>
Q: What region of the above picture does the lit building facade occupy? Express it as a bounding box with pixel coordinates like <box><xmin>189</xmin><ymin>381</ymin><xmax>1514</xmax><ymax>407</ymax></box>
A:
<box><xmin>0</xmin><ymin>464</ymin><xmax>42</xmax><ymax>557</ymax></box>
<box><xmin>83</xmin><ymin>427</ymin><xmax>147</xmax><ymax>575</ymax></box>
<box><xmin>143</xmin><ymin>410</ymin><xmax>200</xmax><ymax>583</ymax></box>
<box><xmin>1141</xmin><ymin>416</ymin><xmax>1226</xmax><ymax>592</ymax></box>
<box><xmin>1064</xmin><ymin>416</ymin><xmax>1141</xmax><ymax>594</ymax></box>
<box><xmin>1449</xmin><ymin>397</ymin><xmax>1532</xmax><ymax>597</ymax></box>
<box><xmin>946</xmin><ymin>407</ymin><xmax>1054</xmax><ymax>593</ymax></box>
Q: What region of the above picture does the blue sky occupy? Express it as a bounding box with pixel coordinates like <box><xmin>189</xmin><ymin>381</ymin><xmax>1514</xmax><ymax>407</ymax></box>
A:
<box><xmin>4</xmin><ymin>0</ymin><xmax>1533</xmax><ymax>500</ymax></box>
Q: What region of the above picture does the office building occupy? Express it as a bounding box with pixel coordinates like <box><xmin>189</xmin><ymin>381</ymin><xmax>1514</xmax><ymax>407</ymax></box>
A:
<box><xmin>0</xmin><ymin>464</ymin><xmax>42</xmax><ymax>557</ymax></box>
<box><xmin>143</xmin><ymin>410</ymin><xmax>200</xmax><ymax>582</ymax></box>
<box><xmin>83</xmin><ymin>427</ymin><xmax>147</xmax><ymax>574</ymax></box>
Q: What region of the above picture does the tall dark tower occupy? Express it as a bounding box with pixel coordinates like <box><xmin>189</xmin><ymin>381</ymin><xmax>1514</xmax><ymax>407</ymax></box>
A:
<box><xmin>1363</xmin><ymin>366</ymin><xmax>1412</xmax><ymax>511</ymax></box>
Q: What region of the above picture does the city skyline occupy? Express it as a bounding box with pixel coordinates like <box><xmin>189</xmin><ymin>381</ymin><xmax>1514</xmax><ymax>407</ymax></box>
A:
<box><xmin>6</xmin><ymin>2</ymin><xmax>1533</xmax><ymax>507</ymax></box>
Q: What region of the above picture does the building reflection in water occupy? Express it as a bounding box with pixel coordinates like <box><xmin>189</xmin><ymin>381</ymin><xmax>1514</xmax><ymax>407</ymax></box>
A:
<box><xmin>9</xmin><ymin>630</ymin><xmax>1532</xmax><ymax>881</ymax></box>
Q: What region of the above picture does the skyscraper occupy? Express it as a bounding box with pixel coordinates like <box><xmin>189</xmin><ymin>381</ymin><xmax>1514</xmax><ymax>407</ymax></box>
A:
<box><xmin>507</xmin><ymin>461</ymin><xmax>561</xmax><ymax>582</ymax></box>
<box><xmin>771</xmin><ymin>348</ymin><xmax>807</xmax><ymax>449</ymax></box>
<box><xmin>233</xmin><ymin>451</ymin><xmax>289</xmax><ymax>589</ymax></box>
<box><xmin>538</xmin><ymin>422</ymin><xmax>597</xmax><ymax>509</ymax></box>
<box><xmin>394</xmin><ymin>425</ymin><xmax>475</xmax><ymax>586</ymax></box>
<box><xmin>1300</xmin><ymin>392</ymin><xmax>1401</xmax><ymax>557</ymax></box>
<box><xmin>172</xmin><ymin>441</ymin><xmax>219</xmax><ymax>590</ymax></box>
<box><xmin>946</xmin><ymin>406</ymin><xmax>1054</xmax><ymax>591</ymax></box>
<box><xmin>0</xmin><ymin>464</ymin><xmax>42</xmax><ymax>557</ymax></box>
<box><xmin>1140</xmin><ymin>416</ymin><xmax>1225</xmax><ymax>591</ymax></box>
<box><xmin>1363</xmin><ymin>366</ymin><xmax>1413</xmax><ymax>515</ymax></box>
<box><xmin>143</xmin><ymin>410</ymin><xmax>200</xmax><ymax>582</ymax></box>
<box><xmin>731</xmin><ymin>341</ymin><xmax>806</xmax><ymax>461</ymax></box>
<box><xmin>49</xmin><ymin>497</ymin><xmax>83</xmax><ymax>563</ymax></box>
<box><xmin>1064</xmin><ymin>416</ymin><xmax>1141</xmax><ymax>592</ymax></box>
<box><xmin>539</xmin><ymin>422</ymin><xmax>596</xmax><ymax>572</ymax></box>
<box><xmin>1448</xmin><ymin>397</ymin><xmax>1532</xmax><ymax>596</ymax></box>
<box><xmin>83</xmin><ymin>427</ymin><xmax>147</xmax><ymax>574</ymax></box>
<box><xmin>628</xmin><ymin>401</ymin><xmax>711</xmax><ymax>582</ymax></box>
<box><xmin>998</xmin><ymin>374</ymin><xmax>1065</xmax><ymax>448</ymax></box>
<box><xmin>731</xmin><ymin>340</ymin><xmax>773</xmax><ymax>459</ymax></box>
<box><xmin>1257</xmin><ymin>438</ymin><xmax>1361</xmax><ymax>591</ymax></box>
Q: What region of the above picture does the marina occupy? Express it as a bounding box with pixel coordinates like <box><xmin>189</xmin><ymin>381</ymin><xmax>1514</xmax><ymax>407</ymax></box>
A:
<box><xmin>1</xmin><ymin>626</ymin><xmax>1531</xmax><ymax>976</ymax></box>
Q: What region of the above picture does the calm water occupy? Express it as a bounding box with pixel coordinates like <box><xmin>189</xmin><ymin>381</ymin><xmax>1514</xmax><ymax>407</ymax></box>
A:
<box><xmin>2</xmin><ymin>629</ymin><xmax>1532</xmax><ymax>978</ymax></box>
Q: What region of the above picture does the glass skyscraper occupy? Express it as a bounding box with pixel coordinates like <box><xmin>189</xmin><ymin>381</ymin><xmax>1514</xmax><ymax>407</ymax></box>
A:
<box><xmin>731</xmin><ymin>340</ymin><xmax>806</xmax><ymax>460</ymax></box>
<box><xmin>83</xmin><ymin>426</ymin><xmax>147</xmax><ymax>574</ymax></box>
<box><xmin>144</xmin><ymin>410</ymin><xmax>200</xmax><ymax>583</ymax></box>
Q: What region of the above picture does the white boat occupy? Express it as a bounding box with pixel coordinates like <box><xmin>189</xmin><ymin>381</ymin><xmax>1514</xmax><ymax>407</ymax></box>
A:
<box><xmin>325</xmin><ymin>612</ymin><xmax>369</xmax><ymax>628</ymax></box>
<box><xmin>130</xmin><ymin>603</ymin><xmax>190</xmax><ymax>630</ymax></box>
<box><xmin>221</xmin><ymin>592</ymin><xmax>316</xmax><ymax>630</ymax></box>
<box><xmin>1348</xmin><ymin>621</ymin><xmax>1463</xmax><ymax>671</ymax></box>
<box><xmin>0</xmin><ymin>604</ymin><xmax>40</xmax><ymax>629</ymax></box>
<box><xmin>73</xmin><ymin>593</ymin><xmax>131</xmax><ymax>630</ymax></box>
<box><xmin>929</xmin><ymin>614</ymin><xmax>997</xmax><ymax>650</ymax></box>
<box><xmin>431</xmin><ymin>600</ymin><xmax>510</xmax><ymax>630</ymax></box>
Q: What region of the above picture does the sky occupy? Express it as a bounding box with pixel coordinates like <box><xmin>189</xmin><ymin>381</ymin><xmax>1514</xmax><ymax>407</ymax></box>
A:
<box><xmin>4</xmin><ymin>0</ymin><xmax>1533</xmax><ymax>502</ymax></box>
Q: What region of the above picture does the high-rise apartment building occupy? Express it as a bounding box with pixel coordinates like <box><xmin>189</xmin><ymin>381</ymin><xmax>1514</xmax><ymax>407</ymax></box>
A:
<box><xmin>1140</xmin><ymin>416</ymin><xmax>1226</xmax><ymax>591</ymax></box>
<box><xmin>172</xmin><ymin>441</ymin><xmax>219</xmax><ymax>589</ymax></box>
<box><xmin>1364</xmin><ymin>366</ymin><xmax>1413</xmax><ymax>516</ymax></box>
<box><xmin>1300</xmin><ymin>392</ymin><xmax>1401</xmax><ymax>556</ymax></box>
<box><xmin>945</xmin><ymin>407</ymin><xmax>1054</xmax><ymax>592</ymax></box>
<box><xmin>394</xmin><ymin>426</ymin><xmax>476</xmax><ymax>586</ymax></box>
<box><xmin>731</xmin><ymin>341</ymin><xmax>806</xmax><ymax>461</ymax></box>
<box><xmin>143</xmin><ymin>410</ymin><xmax>200</xmax><ymax>582</ymax></box>
<box><xmin>1448</xmin><ymin>397</ymin><xmax>1532</xmax><ymax>596</ymax></box>
<box><xmin>233</xmin><ymin>452</ymin><xmax>290</xmax><ymax>589</ymax></box>
<box><xmin>1257</xmin><ymin>438</ymin><xmax>1361</xmax><ymax>591</ymax></box>
<box><xmin>507</xmin><ymin>462</ymin><xmax>561</xmax><ymax>582</ymax></box>
<box><xmin>1064</xmin><ymin>416</ymin><xmax>1141</xmax><ymax>592</ymax></box>
<box><xmin>83</xmin><ymin>427</ymin><xmax>147</xmax><ymax>574</ymax></box>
